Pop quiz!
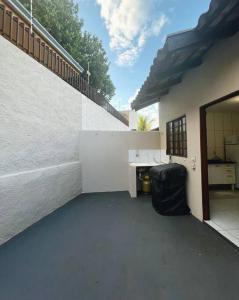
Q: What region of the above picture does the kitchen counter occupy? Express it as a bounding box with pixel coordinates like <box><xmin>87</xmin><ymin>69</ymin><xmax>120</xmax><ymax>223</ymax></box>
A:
<box><xmin>208</xmin><ymin>160</ymin><xmax>236</xmax><ymax>164</ymax></box>
<box><xmin>129</xmin><ymin>162</ymin><xmax>162</xmax><ymax>167</ymax></box>
<box><xmin>208</xmin><ymin>163</ymin><xmax>236</xmax><ymax>190</ymax></box>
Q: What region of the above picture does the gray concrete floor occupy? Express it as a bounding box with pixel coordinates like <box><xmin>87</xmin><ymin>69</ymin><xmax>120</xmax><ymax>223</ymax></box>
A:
<box><xmin>0</xmin><ymin>192</ymin><xmax>239</xmax><ymax>300</ymax></box>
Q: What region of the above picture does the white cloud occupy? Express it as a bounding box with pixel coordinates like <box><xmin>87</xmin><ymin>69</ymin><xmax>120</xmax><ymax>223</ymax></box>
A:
<box><xmin>116</xmin><ymin>47</ymin><xmax>140</xmax><ymax>67</ymax></box>
<box><xmin>96</xmin><ymin>0</ymin><xmax>168</xmax><ymax>66</ymax></box>
<box><xmin>150</xmin><ymin>15</ymin><xmax>168</xmax><ymax>36</ymax></box>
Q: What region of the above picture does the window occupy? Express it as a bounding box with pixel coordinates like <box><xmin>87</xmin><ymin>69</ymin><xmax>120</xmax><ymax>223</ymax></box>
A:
<box><xmin>166</xmin><ymin>115</ymin><xmax>187</xmax><ymax>157</ymax></box>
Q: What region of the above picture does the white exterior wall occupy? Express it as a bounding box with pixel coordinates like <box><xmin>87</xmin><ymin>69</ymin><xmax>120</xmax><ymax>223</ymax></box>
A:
<box><xmin>82</xmin><ymin>96</ymin><xmax>129</xmax><ymax>131</ymax></box>
<box><xmin>159</xmin><ymin>31</ymin><xmax>239</xmax><ymax>220</ymax></box>
<box><xmin>0</xmin><ymin>36</ymin><xmax>83</xmax><ymax>244</ymax></box>
<box><xmin>0</xmin><ymin>162</ymin><xmax>81</xmax><ymax>245</ymax></box>
<box><xmin>129</xmin><ymin>110</ymin><xmax>137</xmax><ymax>130</ymax></box>
<box><xmin>0</xmin><ymin>36</ymin><xmax>129</xmax><ymax>245</ymax></box>
<box><xmin>80</xmin><ymin>131</ymin><xmax>160</xmax><ymax>193</ymax></box>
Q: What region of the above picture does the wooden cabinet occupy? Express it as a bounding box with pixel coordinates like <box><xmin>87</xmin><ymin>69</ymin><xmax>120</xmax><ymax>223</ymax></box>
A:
<box><xmin>208</xmin><ymin>164</ymin><xmax>236</xmax><ymax>186</ymax></box>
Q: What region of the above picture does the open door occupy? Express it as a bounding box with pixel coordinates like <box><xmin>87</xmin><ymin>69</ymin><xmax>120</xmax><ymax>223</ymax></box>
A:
<box><xmin>200</xmin><ymin>107</ymin><xmax>210</xmax><ymax>220</ymax></box>
<box><xmin>200</xmin><ymin>91</ymin><xmax>239</xmax><ymax>246</ymax></box>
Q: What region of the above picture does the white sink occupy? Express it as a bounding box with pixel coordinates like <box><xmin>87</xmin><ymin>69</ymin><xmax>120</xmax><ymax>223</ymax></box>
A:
<box><xmin>129</xmin><ymin>162</ymin><xmax>164</xmax><ymax>167</ymax></box>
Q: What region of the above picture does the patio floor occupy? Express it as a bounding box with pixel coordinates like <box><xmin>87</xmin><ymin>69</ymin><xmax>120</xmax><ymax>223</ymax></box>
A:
<box><xmin>0</xmin><ymin>192</ymin><xmax>239</xmax><ymax>300</ymax></box>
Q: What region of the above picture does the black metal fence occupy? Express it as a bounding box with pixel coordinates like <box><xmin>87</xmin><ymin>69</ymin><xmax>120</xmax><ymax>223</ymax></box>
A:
<box><xmin>0</xmin><ymin>1</ymin><xmax>129</xmax><ymax>126</ymax></box>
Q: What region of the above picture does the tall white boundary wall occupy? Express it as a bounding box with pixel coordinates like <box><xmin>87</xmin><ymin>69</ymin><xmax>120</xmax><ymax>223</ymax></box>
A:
<box><xmin>0</xmin><ymin>36</ymin><xmax>129</xmax><ymax>245</ymax></box>
<box><xmin>80</xmin><ymin>131</ymin><xmax>161</xmax><ymax>193</ymax></box>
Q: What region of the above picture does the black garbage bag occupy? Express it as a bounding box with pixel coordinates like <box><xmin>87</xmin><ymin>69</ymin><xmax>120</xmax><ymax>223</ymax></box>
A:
<box><xmin>149</xmin><ymin>163</ymin><xmax>190</xmax><ymax>216</ymax></box>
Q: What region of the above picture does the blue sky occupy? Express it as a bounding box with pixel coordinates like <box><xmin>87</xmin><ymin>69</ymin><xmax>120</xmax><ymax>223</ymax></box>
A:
<box><xmin>78</xmin><ymin>0</ymin><xmax>211</xmax><ymax>126</ymax></box>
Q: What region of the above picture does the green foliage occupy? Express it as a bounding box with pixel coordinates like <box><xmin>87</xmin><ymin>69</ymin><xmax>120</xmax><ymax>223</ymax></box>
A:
<box><xmin>19</xmin><ymin>0</ymin><xmax>115</xmax><ymax>100</ymax></box>
<box><xmin>137</xmin><ymin>115</ymin><xmax>154</xmax><ymax>131</ymax></box>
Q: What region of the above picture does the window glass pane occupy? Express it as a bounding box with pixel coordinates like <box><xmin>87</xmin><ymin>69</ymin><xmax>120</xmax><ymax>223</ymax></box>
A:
<box><xmin>166</xmin><ymin>116</ymin><xmax>187</xmax><ymax>157</ymax></box>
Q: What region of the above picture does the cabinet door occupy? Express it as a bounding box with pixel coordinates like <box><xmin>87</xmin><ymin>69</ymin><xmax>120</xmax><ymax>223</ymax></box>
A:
<box><xmin>208</xmin><ymin>165</ymin><xmax>224</xmax><ymax>184</ymax></box>
<box><xmin>223</xmin><ymin>165</ymin><xmax>236</xmax><ymax>184</ymax></box>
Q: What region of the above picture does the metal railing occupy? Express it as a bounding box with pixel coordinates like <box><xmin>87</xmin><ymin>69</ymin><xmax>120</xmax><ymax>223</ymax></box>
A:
<box><xmin>0</xmin><ymin>0</ymin><xmax>129</xmax><ymax>126</ymax></box>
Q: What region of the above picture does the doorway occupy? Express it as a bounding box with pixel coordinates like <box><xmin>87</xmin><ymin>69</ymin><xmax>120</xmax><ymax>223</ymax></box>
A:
<box><xmin>200</xmin><ymin>91</ymin><xmax>239</xmax><ymax>247</ymax></box>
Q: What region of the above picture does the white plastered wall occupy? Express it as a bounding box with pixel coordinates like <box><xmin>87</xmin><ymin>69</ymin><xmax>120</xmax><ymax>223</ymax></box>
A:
<box><xmin>0</xmin><ymin>35</ymin><xmax>83</xmax><ymax>244</ymax></box>
<box><xmin>81</xmin><ymin>96</ymin><xmax>129</xmax><ymax>131</ymax></box>
<box><xmin>159</xmin><ymin>31</ymin><xmax>239</xmax><ymax>221</ymax></box>
<box><xmin>80</xmin><ymin>131</ymin><xmax>161</xmax><ymax>193</ymax></box>
<box><xmin>0</xmin><ymin>36</ymin><xmax>129</xmax><ymax>245</ymax></box>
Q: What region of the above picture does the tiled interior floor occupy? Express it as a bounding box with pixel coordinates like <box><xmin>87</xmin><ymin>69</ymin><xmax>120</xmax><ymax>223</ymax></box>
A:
<box><xmin>206</xmin><ymin>190</ymin><xmax>239</xmax><ymax>247</ymax></box>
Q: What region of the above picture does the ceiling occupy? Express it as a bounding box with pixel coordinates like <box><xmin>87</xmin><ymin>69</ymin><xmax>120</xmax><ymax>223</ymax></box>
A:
<box><xmin>132</xmin><ymin>0</ymin><xmax>239</xmax><ymax>111</ymax></box>
<box><xmin>207</xmin><ymin>97</ymin><xmax>239</xmax><ymax>112</ymax></box>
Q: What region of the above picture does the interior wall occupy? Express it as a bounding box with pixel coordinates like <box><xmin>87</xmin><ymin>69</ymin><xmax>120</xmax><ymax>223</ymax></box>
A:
<box><xmin>80</xmin><ymin>131</ymin><xmax>161</xmax><ymax>193</ymax></box>
<box><xmin>206</xmin><ymin>112</ymin><xmax>239</xmax><ymax>159</ymax></box>
<box><xmin>159</xmin><ymin>31</ymin><xmax>239</xmax><ymax>221</ymax></box>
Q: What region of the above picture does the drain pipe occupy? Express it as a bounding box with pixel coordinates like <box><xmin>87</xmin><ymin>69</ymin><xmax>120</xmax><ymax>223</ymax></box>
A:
<box><xmin>30</xmin><ymin>0</ymin><xmax>33</xmax><ymax>34</ymax></box>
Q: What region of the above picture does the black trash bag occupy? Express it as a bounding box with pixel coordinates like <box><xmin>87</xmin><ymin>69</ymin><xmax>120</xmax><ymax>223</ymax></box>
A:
<box><xmin>149</xmin><ymin>163</ymin><xmax>190</xmax><ymax>216</ymax></box>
